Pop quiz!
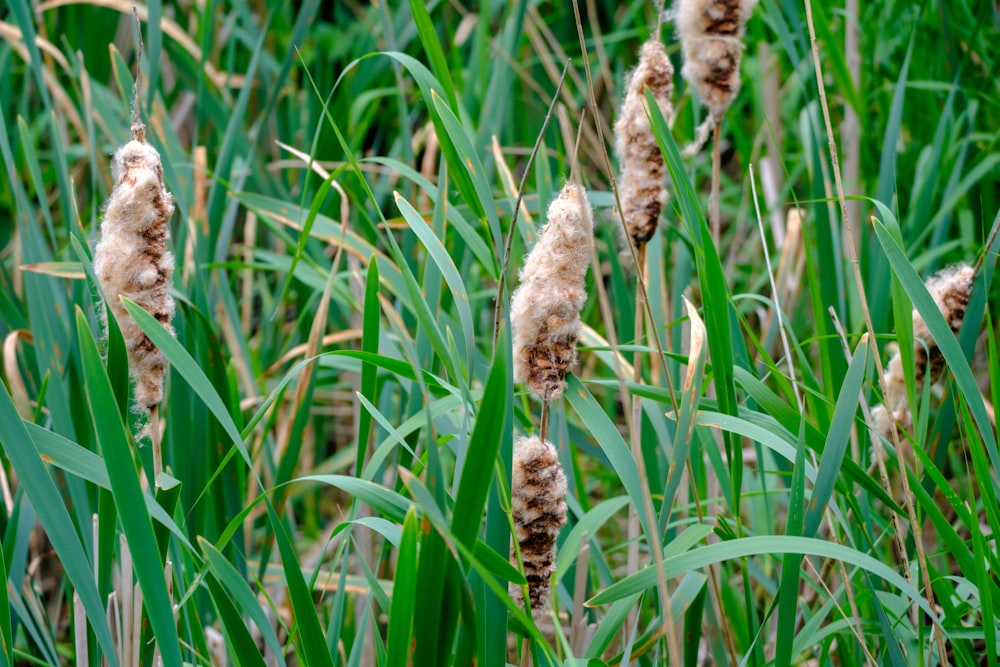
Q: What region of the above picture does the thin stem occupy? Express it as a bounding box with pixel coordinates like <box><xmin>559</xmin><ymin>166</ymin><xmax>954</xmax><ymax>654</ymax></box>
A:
<box><xmin>130</xmin><ymin>6</ymin><xmax>146</xmax><ymax>142</ymax></box>
<box><xmin>569</xmin><ymin>1</ymin><xmax>677</xmax><ymax>659</ymax></box>
<box><xmin>625</xmin><ymin>243</ymin><xmax>645</xmax><ymax>647</ymax></box>
<box><xmin>710</xmin><ymin>121</ymin><xmax>722</xmax><ymax>245</ymax></box>
<box><xmin>150</xmin><ymin>404</ymin><xmax>162</xmax><ymax>481</ymax></box>
<box><xmin>539</xmin><ymin>401</ymin><xmax>550</xmax><ymax>444</ymax></box>
<box><xmin>803</xmin><ymin>0</ymin><xmax>943</xmax><ymax>654</ymax></box>
<box><xmin>492</xmin><ymin>61</ymin><xmax>570</xmax><ymax>351</ymax></box>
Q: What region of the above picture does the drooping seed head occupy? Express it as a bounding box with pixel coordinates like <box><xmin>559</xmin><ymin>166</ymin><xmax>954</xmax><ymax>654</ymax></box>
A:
<box><xmin>871</xmin><ymin>262</ymin><xmax>976</xmax><ymax>443</ymax></box>
<box><xmin>676</xmin><ymin>0</ymin><xmax>758</xmax><ymax>122</ymax></box>
<box><xmin>510</xmin><ymin>435</ymin><xmax>568</xmax><ymax>615</ymax></box>
<box><xmin>614</xmin><ymin>39</ymin><xmax>675</xmax><ymax>251</ymax></box>
<box><xmin>94</xmin><ymin>136</ymin><xmax>176</xmax><ymax>411</ymax></box>
<box><xmin>510</xmin><ymin>182</ymin><xmax>594</xmax><ymax>402</ymax></box>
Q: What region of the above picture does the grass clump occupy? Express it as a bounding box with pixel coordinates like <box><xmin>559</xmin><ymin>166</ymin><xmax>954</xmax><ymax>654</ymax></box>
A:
<box><xmin>0</xmin><ymin>1</ymin><xmax>998</xmax><ymax>666</ymax></box>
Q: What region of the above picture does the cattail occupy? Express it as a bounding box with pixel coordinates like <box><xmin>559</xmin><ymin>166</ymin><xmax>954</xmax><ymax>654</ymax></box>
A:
<box><xmin>614</xmin><ymin>39</ymin><xmax>674</xmax><ymax>252</ymax></box>
<box><xmin>94</xmin><ymin>122</ymin><xmax>176</xmax><ymax>411</ymax></box>
<box><xmin>676</xmin><ymin>0</ymin><xmax>758</xmax><ymax>123</ymax></box>
<box><xmin>510</xmin><ymin>182</ymin><xmax>594</xmax><ymax>402</ymax></box>
<box><xmin>871</xmin><ymin>263</ymin><xmax>975</xmax><ymax>442</ymax></box>
<box><xmin>510</xmin><ymin>435</ymin><xmax>568</xmax><ymax>614</ymax></box>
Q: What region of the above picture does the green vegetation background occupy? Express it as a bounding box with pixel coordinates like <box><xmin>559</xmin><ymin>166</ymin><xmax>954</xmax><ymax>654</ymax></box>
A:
<box><xmin>0</xmin><ymin>0</ymin><xmax>998</xmax><ymax>665</ymax></box>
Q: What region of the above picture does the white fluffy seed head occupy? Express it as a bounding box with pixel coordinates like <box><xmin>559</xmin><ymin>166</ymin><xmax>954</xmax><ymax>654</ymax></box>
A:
<box><xmin>510</xmin><ymin>435</ymin><xmax>568</xmax><ymax>615</ymax></box>
<box><xmin>871</xmin><ymin>262</ymin><xmax>976</xmax><ymax>443</ymax></box>
<box><xmin>94</xmin><ymin>137</ymin><xmax>176</xmax><ymax>411</ymax></box>
<box><xmin>510</xmin><ymin>182</ymin><xmax>594</xmax><ymax>402</ymax></box>
<box><xmin>614</xmin><ymin>39</ymin><xmax>675</xmax><ymax>252</ymax></box>
<box><xmin>676</xmin><ymin>0</ymin><xmax>758</xmax><ymax>122</ymax></box>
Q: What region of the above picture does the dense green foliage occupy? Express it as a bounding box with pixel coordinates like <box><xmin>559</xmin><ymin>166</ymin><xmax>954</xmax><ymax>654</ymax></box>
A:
<box><xmin>0</xmin><ymin>0</ymin><xmax>998</xmax><ymax>664</ymax></box>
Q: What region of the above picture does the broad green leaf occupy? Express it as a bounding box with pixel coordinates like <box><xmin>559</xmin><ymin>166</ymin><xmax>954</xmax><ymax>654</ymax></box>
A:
<box><xmin>75</xmin><ymin>308</ymin><xmax>181</xmax><ymax>665</ymax></box>
<box><xmin>0</xmin><ymin>378</ymin><xmax>118</xmax><ymax>666</ymax></box>
<box><xmin>385</xmin><ymin>507</ymin><xmax>419</xmax><ymax>666</ymax></box>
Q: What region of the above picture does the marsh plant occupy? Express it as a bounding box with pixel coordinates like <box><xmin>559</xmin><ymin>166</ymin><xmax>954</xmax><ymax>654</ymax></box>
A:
<box><xmin>0</xmin><ymin>1</ymin><xmax>997</xmax><ymax>666</ymax></box>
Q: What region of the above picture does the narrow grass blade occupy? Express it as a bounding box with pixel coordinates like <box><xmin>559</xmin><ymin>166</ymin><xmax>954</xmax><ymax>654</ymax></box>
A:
<box><xmin>296</xmin><ymin>475</ymin><xmax>409</xmax><ymax>522</ymax></box>
<box><xmin>555</xmin><ymin>496</ymin><xmax>629</xmax><ymax>584</ymax></box>
<box><xmin>0</xmin><ymin>544</ymin><xmax>11</xmax><ymax>667</ymax></box>
<box><xmin>646</xmin><ymin>88</ymin><xmax>742</xmax><ymax>511</ymax></box>
<box><xmin>200</xmin><ymin>538</ymin><xmax>286</xmax><ymax>666</ymax></box>
<box><xmin>120</xmin><ymin>298</ymin><xmax>256</xmax><ymax>480</ymax></box>
<box><xmin>407</xmin><ymin>0</ymin><xmax>458</xmax><ymax>110</ymax></box>
<box><xmin>775</xmin><ymin>417</ymin><xmax>808</xmax><ymax>667</ymax></box>
<box><xmin>25</xmin><ymin>423</ymin><xmax>191</xmax><ymax>549</ymax></box>
<box><xmin>75</xmin><ymin>308</ymin><xmax>181</xmax><ymax>665</ymax></box>
<box><xmin>385</xmin><ymin>506</ymin><xmax>419</xmax><ymax>666</ymax></box>
<box><xmin>395</xmin><ymin>192</ymin><xmax>474</xmax><ymax>371</ymax></box>
<box><xmin>803</xmin><ymin>336</ymin><xmax>870</xmax><ymax>537</ymax></box>
<box><xmin>661</xmin><ymin>298</ymin><xmax>707</xmax><ymax>530</ymax></box>
<box><xmin>0</xmin><ymin>377</ymin><xmax>118</xmax><ymax>665</ymax></box>
<box><xmin>451</xmin><ymin>346</ymin><xmax>509</xmax><ymax>549</ymax></box>
<box><xmin>871</xmin><ymin>207</ymin><xmax>999</xmax><ymax>485</ymax></box>
<box><xmin>588</xmin><ymin>536</ymin><xmax>944</xmax><ymax>627</ymax></box>
<box><xmin>565</xmin><ymin>374</ymin><xmax>652</xmax><ymax>541</ymax></box>
<box><xmin>204</xmin><ymin>572</ymin><xmax>268</xmax><ymax>667</ymax></box>
<box><xmin>356</xmin><ymin>259</ymin><xmax>380</xmax><ymax>476</ymax></box>
<box><xmin>264</xmin><ymin>500</ymin><xmax>335</xmax><ymax>667</ymax></box>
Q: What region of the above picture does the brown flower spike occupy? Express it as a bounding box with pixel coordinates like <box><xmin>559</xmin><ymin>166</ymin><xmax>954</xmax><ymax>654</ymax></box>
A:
<box><xmin>614</xmin><ymin>39</ymin><xmax>675</xmax><ymax>251</ymax></box>
<box><xmin>94</xmin><ymin>125</ymin><xmax>176</xmax><ymax>411</ymax></box>
<box><xmin>871</xmin><ymin>263</ymin><xmax>976</xmax><ymax>441</ymax></box>
<box><xmin>510</xmin><ymin>182</ymin><xmax>594</xmax><ymax>402</ymax></box>
<box><xmin>677</xmin><ymin>0</ymin><xmax>758</xmax><ymax>122</ymax></box>
<box><xmin>510</xmin><ymin>435</ymin><xmax>568</xmax><ymax>614</ymax></box>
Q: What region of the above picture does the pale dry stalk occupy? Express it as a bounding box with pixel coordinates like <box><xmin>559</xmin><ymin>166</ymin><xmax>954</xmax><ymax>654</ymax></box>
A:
<box><xmin>803</xmin><ymin>0</ymin><xmax>945</xmax><ymax>656</ymax></box>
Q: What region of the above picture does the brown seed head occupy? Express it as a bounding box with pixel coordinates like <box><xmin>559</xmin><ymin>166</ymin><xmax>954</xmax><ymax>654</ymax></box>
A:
<box><xmin>94</xmin><ymin>138</ymin><xmax>176</xmax><ymax>411</ymax></box>
<box><xmin>510</xmin><ymin>435</ymin><xmax>568</xmax><ymax>614</ymax></box>
<box><xmin>510</xmin><ymin>182</ymin><xmax>594</xmax><ymax>402</ymax></box>
<box><xmin>677</xmin><ymin>0</ymin><xmax>757</xmax><ymax>122</ymax></box>
<box><xmin>614</xmin><ymin>39</ymin><xmax>675</xmax><ymax>251</ymax></box>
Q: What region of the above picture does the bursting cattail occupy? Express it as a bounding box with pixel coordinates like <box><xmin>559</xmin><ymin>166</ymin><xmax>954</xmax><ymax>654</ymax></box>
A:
<box><xmin>676</xmin><ymin>0</ymin><xmax>758</xmax><ymax>123</ymax></box>
<box><xmin>510</xmin><ymin>435</ymin><xmax>568</xmax><ymax>614</ymax></box>
<box><xmin>510</xmin><ymin>182</ymin><xmax>594</xmax><ymax>402</ymax></box>
<box><xmin>94</xmin><ymin>122</ymin><xmax>176</xmax><ymax>411</ymax></box>
<box><xmin>871</xmin><ymin>263</ymin><xmax>976</xmax><ymax>442</ymax></box>
<box><xmin>614</xmin><ymin>39</ymin><xmax>674</xmax><ymax>252</ymax></box>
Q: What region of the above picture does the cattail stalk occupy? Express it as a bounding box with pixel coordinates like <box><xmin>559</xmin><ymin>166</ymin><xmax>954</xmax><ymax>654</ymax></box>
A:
<box><xmin>677</xmin><ymin>0</ymin><xmax>757</xmax><ymax>239</ymax></box>
<box><xmin>94</xmin><ymin>13</ymin><xmax>175</xmax><ymax>477</ymax></box>
<box><xmin>613</xmin><ymin>43</ymin><xmax>673</xmax><ymax>623</ymax></box>
<box><xmin>509</xmin><ymin>181</ymin><xmax>591</xmax><ymax>629</ymax></box>
<box><xmin>510</xmin><ymin>436</ymin><xmax>568</xmax><ymax>615</ymax></box>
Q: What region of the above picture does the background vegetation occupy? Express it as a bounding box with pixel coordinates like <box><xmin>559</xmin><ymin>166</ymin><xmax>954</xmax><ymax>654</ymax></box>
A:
<box><xmin>0</xmin><ymin>0</ymin><xmax>998</xmax><ymax>664</ymax></box>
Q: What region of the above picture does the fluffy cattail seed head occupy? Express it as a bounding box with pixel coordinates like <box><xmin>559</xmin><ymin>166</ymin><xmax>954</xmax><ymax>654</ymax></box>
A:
<box><xmin>676</xmin><ymin>0</ymin><xmax>758</xmax><ymax>122</ymax></box>
<box><xmin>871</xmin><ymin>262</ymin><xmax>975</xmax><ymax>443</ymax></box>
<box><xmin>614</xmin><ymin>39</ymin><xmax>674</xmax><ymax>251</ymax></box>
<box><xmin>94</xmin><ymin>134</ymin><xmax>176</xmax><ymax>411</ymax></box>
<box><xmin>510</xmin><ymin>436</ymin><xmax>568</xmax><ymax>615</ymax></box>
<box><xmin>510</xmin><ymin>182</ymin><xmax>594</xmax><ymax>402</ymax></box>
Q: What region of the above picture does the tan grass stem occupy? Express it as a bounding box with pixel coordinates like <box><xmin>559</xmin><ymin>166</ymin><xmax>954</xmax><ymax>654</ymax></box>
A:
<box><xmin>570</xmin><ymin>1</ymin><xmax>678</xmax><ymax>659</ymax></box>
<box><xmin>803</xmin><ymin>0</ymin><xmax>944</xmax><ymax>656</ymax></box>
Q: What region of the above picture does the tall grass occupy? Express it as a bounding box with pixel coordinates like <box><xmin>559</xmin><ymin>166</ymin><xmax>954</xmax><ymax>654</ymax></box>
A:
<box><xmin>1</xmin><ymin>1</ymin><xmax>998</xmax><ymax>665</ymax></box>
